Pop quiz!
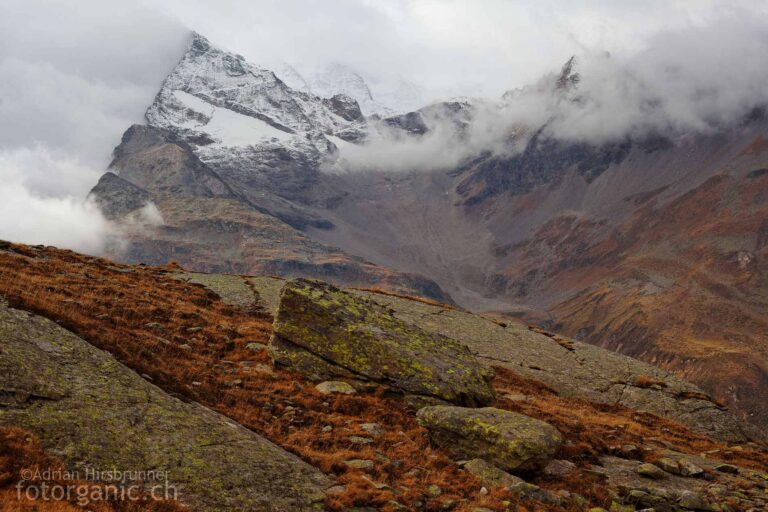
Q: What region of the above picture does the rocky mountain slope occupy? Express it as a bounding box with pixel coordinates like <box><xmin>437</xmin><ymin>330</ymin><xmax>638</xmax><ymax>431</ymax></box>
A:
<box><xmin>1</xmin><ymin>241</ymin><xmax>767</xmax><ymax>511</ymax></box>
<box><xmin>91</xmin><ymin>33</ymin><xmax>768</xmax><ymax>432</ymax></box>
<box><xmin>0</xmin><ymin>294</ymin><xmax>329</xmax><ymax>511</ymax></box>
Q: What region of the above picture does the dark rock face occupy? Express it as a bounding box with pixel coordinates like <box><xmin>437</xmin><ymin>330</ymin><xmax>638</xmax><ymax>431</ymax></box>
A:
<box><xmin>324</xmin><ymin>94</ymin><xmax>363</xmax><ymax>122</ymax></box>
<box><xmin>268</xmin><ymin>279</ymin><xmax>495</xmax><ymax>405</ymax></box>
<box><xmin>0</xmin><ymin>298</ymin><xmax>330</xmax><ymax>511</ymax></box>
<box><xmin>455</xmin><ymin>127</ymin><xmax>675</xmax><ymax>207</ymax></box>
<box><xmin>416</xmin><ymin>406</ymin><xmax>563</xmax><ymax>473</ymax></box>
<box><xmin>88</xmin><ymin>172</ymin><xmax>150</xmax><ymax>219</ymax></box>
<box><xmin>456</xmin><ymin>129</ymin><xmax>634</xmax><ymax>206</ymax></box>
<box><xmin>107</xmin><ymin>124</ymin><xmax>236</xmax><ymax>200</ymax></box>
<box><xmin>384</xmin><ymin>111</ymin><xmax>428</xmax><ymax>134</ymax></box>
<box><xmin>555</xmin><ymin>55</ymin><xmax>580</xmax><ymax>90</ymax></box>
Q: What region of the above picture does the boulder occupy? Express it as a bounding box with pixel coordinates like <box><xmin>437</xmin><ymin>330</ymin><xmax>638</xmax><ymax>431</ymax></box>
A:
<box><xmin>714</xmin><ymin>463</ymin><xmax>738</xmax><ymax>474</ymax></box>
<box><xmin>360</xmin><ymin>423</ymin><xmax>384</xmax><ymax>437</ymax></box>
<box><xmin>677</xmin><ymin>459</ymin><xmax>705</xmax><ymax>477</ymax></box>
<box><xmin>0</xmin><ymin>299</ymin><xmax>329</xmax><ymax>511</ymax></box>
<box><xmin>507</xmin><ymin>481</ymin><xmax>566</xmax><ymax>506</ymax></box>
<box><xmin>344</xmin><ymin>459</ymin><xmax>374</xmax><ymax>470</ymax></box>
<box><xmin>657</xmin><ymin>457</ymin><xmax>704</xmax><ymax>477</ymax></box>
<box><xmin>462</xmin><ymin>458</ymin><xmax>525</xmax><ymax>489</ymax></box>
<box><xmin>678</xmin><ymin>490</ymin><xmax>716</xmax><ymax>511</ymax></box>
<box><xmin>343</xmin><ymin>287</ymin><xmax>761</xmax><ymax>444</ymax></box>
<box><xmin>416</xmin><ymin>406</ymin><xmax>563</xmax><ymax>472</ymax></box>
<box><xmin>269</xmin><ymin>279</ymin><xmax>495</xmax><ymax>406</ymax></box>
<box><xmin>315</xmin><ymin>381</ymin><xmax>357</xmax><ymax>395</ymax></box>
<box><xmin>543</xmin><ymin>459</ymin><xmax>576</xmax><ymax>477</ymax></box>
<box><xmin>638</xmin><ymin>463</ymin><xmax>668</xmax><ymax>480</ymax></box>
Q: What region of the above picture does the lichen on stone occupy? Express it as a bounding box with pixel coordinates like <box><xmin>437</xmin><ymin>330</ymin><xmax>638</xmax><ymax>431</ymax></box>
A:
<box><xmin>268</xmin><ymin>278</ymin><xmax>495</xmax><ymax>406</ymax></box>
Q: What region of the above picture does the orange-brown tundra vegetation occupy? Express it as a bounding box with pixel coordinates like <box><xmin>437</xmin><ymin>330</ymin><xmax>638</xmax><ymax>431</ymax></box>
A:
<box><xmin>0</xmin><ymin>243</ymin><xmax>766</xmax><ymax>511</ymax></box>
<box><xmin>0</xmin><ymin>427</ymin><xmax>184</xmax><ymax>512</ymax></box>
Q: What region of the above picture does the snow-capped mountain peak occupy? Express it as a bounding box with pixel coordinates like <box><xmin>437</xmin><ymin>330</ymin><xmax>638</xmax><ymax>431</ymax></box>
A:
<box><xmin>147</xmin><ymin>33</ymin><xmax>362</xmax><ymax>139</ymax></box>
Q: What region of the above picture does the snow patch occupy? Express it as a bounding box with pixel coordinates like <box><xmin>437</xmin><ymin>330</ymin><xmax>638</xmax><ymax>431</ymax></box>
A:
<box><xmin>172</xmin><ymin>90</ymin><xmax>292</xmax><ymax>147</ymax></box>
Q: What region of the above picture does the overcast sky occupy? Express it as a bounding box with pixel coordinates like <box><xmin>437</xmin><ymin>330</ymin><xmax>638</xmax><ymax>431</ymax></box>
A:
<box><xmin>1</xmin><ymin>0</ymin><xmax>768</xmax><ymax>250</ymax></box>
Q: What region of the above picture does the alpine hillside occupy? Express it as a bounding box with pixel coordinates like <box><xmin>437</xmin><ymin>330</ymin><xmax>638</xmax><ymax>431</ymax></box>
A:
<box><xmin>91</xmin><ymin>32</ymin><xmax>768</xmax><ymax>432</ymax></box>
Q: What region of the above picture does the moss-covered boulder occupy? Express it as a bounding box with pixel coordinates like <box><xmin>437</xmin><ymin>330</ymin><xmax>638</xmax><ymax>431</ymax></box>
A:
<box><xmin>416</xmin><ymin>406</ymin><xmax>563</xmax><ymax>473</ymax></box>
<box><xmin>0</xmin><ymin>298</ymin><xmax>329</xmax><ymax>511</ymax></box>
<box><xmin>462</xmin><ymin>458</ymin><xmax>525</xmax><ymax>488</ymax></box>
<box><xmin>345</xmin><ymin>288</ymin><xmax>760</xmax><ymax>444</ymax></box>
<box><xmin>269</xmin><ymin>279</ymin><xmax>495</xmax><ymax>406</ymax></box>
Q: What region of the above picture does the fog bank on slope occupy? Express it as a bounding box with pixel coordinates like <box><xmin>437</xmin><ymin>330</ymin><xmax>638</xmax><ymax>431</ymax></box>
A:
<box><xmin>330</xmin><ymin>10</ymin><xmax>768</xmax><ymax>174</ymax></box>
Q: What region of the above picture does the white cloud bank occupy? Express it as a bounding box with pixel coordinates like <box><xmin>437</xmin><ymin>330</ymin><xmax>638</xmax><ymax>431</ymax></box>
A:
<box><xmin>0</xmin><ymin>0</ymin><xmax>187</xmax><ymax>252</ymax></box>
<box><xmin>0</xmin><ymin>147</ymin><xmax>115</xmax><ymax>253</ymax></box>
<box><xmin>330</xmin><ymin>6</ymin><xmax>768</xmax><ymax>173</ymax></box>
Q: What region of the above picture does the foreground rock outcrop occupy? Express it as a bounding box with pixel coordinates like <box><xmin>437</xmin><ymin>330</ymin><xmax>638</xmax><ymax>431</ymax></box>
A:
<box><xmin>417</xmin><ymin>406</ymin><xmax>563</xmax><ymax>473</ymax></box>
<box><xmin>597</xmin><ymin>451</ymin><xmax>768</xmax><ymax>511</ymax></box>
<box><xmin>238</xmin><ymin>275</ymin><xmax>761</xmax><ymax>443</ymax></box>
<box><xmin>2</xmin><ymin>244</ymin><xmax>767</xmax><ymax>512</ymax></box>
<box><xmin>353</xmin><ymin>290</ymin><xmax>763</xmax><ymax>444</ymax></box>
<box><xmin>0</xmin><ymin>297</ymin><xmax>329</xmax><ymax>511</ymax></box>
<box><xmin>269</xmin><ymin>279</ymin><xmax>495</xmax><ymax>405</ymax></box>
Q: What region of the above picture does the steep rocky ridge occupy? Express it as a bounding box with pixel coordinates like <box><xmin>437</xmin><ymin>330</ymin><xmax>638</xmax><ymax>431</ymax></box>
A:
<box><xmin>90</xmin><ymin>32</ymin><xmax>454</xmax><ymax>303</ymax></box>
<box><xmin>96</xmin><ymin>123</ymin><xmax>453</xmax><ymax>303</ymax></box>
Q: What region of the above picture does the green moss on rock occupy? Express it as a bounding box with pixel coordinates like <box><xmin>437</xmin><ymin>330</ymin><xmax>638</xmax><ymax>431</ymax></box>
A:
<box><xmin>269</xmin><ymin>279</ymin><xmax>495</xmax><ymax>406</ymax></box>
<box><xmin>0</xmin><ymin>301</ymin><xmax>329</xmax><ymax>511</ymax></box>
<box><xmin>416</xmin><ymin>406</ymin><xmax>563</xmax><ymax>473</ymax></box>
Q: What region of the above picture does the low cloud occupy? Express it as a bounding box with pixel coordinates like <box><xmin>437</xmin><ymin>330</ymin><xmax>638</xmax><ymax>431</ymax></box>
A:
<box><xmin>0</xmin><ymin>147</ymin><xmax>165</xmax><ymax>254</ymax></box>
<box><xmin>0</xmin><ymin>147</ymin><xmax>117</xmax><ymax>254</ymax></box>
<box><xmin>542</xmin><ymin>12</ymin><xmax>768</xmax><ymax>142</ymax></box>
<box><xmin>0</xmin><ymin>0</ymin><xmax>186</xmax><ymax>252</ymax></box>
<box><xmin>329</xmin><ymin>8</ymin><xmax>768</xmax><ymax>173</ymax></box>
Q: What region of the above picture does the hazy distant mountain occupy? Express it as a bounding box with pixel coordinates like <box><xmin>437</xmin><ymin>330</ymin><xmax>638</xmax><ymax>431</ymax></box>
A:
<box><xmin>268</xmin><ymin>60</ymin><xmax>429</xmax><ymax>116</ymax></box>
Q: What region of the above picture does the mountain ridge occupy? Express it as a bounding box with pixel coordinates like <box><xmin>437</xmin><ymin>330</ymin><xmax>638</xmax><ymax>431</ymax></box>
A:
<box><xmin>91</xmin><ymin>31</ymin><xmax>768</xmax><ymax>431</ymax></box>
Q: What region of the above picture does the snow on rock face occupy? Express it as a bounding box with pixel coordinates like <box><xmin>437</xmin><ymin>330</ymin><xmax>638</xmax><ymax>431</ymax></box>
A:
<box><xmin>268</xmin><ymin>61</ymin><xmax>312</xmax><ymax>94</ymax></box>
<box><xmin>171</xmin><ymin>90</ymin><xmax>293</xmax><ymax>146</ymax></box>
<box><xmin>270</xmin><ymin>61</ymin><xmax>411</xmax><ymax>116</ymax></box>
<box><xmin>307</xmin><ymin>63</ymin><xmax>392</xmax><ymax>116</ymax></box>
<box><xmin>144</xmin><ymin>33</ymin><xmax>367</xmax><ymax>176</ymax></box>
<box><xmin>142</xmin><ymin>32</ymin><xmax>456</xmax><ymax>186</ymax></box>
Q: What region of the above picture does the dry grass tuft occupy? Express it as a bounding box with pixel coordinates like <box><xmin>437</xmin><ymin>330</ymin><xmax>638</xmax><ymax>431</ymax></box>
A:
<box><xmin>632</xmin><ymin>375</ymin><xmax>668</xmax><ymax>389</ymax></box>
